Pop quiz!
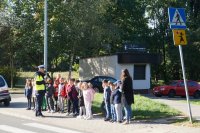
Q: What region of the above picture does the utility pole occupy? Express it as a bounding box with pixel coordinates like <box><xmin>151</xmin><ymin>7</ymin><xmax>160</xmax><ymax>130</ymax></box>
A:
<box><xmin>44</xmin><ymin>0</ymin><xmax>48</xmax><ymax>71</ymax></box>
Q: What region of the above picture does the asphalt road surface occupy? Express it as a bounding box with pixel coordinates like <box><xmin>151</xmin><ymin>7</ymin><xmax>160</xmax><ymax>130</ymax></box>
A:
<box><xmin>0</xmin><ymin>114</ymin><xmax>86</xmax><ymax>133</ymax></box>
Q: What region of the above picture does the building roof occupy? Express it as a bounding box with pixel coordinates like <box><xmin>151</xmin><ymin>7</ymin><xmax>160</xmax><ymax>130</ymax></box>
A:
<box><xmin>117</xmin><ymin>52</ymin><xmax>162</xmax><ymax>65</ymax></box>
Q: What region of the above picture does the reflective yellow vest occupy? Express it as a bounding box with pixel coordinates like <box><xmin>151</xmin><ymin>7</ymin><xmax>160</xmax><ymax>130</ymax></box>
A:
<box><xmin>35</xmin><ymin>75</ymin><xmax>45</xmax><ymax>91</ymax></box>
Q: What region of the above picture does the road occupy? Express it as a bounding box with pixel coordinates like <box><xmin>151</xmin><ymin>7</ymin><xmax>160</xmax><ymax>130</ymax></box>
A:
<box><xmin>0</xmin><ymin>114</ymin><xmax>85</xmax><ymax>133</ymax></box>
<box><xmin>10</xmin><ymin>93</ymin><xmax>24</xmax><ymax>98</ymax></box>
<box><xmin>0</xmin><ymin>94</ymin><xmax>200</xmax><ymax>133</ymax></box>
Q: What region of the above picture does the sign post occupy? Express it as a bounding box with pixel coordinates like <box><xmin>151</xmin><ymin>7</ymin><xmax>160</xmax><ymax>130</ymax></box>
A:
<box><xmin>168</xmin><ymin>7</ymin><xmax>193</xmax><ymax>123</ymax></box>
<box><xmin>178</xmin><ymin>45</ymin><xmax>193</xmax><ymax>123</ymax></box>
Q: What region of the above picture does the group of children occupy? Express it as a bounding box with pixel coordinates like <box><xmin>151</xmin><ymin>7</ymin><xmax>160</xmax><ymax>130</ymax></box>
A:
<box><xmin>24</xmin><ymin>74</ymin><xmax>95</xmax><ymax>120</ymax></box>
<box><xmin>24</xmin><ymin>74</ymin><xmax>129</xmax><ymax>123</ymax></box>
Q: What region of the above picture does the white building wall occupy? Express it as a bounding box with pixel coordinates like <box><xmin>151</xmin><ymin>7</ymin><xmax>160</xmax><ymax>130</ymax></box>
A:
<box><xmin>79</xmin><ymin>55</ymin><xmax>117</xmax><ymax>80</ymax></box>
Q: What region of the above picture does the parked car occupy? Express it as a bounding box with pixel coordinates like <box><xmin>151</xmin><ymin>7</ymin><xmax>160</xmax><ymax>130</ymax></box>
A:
<box><xmin>153</xmin><ymin>80</ymin><xmax>200</xmax><ymax>98</ymax></box>
<box><xmin>0</xmin><ymin>75</ymin><xmax>11</xmax><ymax>106</ymax></box>
<box><xmin>84</xmin><ymin>76</ymin><xmax>117</xmax><ymax>92</ymax></box>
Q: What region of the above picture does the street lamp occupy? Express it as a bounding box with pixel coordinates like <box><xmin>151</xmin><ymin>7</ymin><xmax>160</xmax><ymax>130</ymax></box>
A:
<box><xmin>44</xmin><ymin>0</ymin><xmax>48</xmax><ymax>71</ymax></box>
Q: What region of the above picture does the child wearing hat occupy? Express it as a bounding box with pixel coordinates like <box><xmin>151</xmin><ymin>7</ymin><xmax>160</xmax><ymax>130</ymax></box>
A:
<box><xmin>109</xmin><ymin>82</ymin><xmax>117</xmax><ymax>122</ymax></box>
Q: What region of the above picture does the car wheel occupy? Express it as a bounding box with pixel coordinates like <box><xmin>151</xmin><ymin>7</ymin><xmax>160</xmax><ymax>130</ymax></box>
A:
<box><xmin>4</xmin><ymin>99</ymin><xmax>10</xmax><ymax>107</ymax></box>
<box><xmin>168</xmin><ymin>90</ymin><xmax>176</xmax><ymax>98</ymax></box>
<box><xmin>155</xmin><ymin>94</ymin><xmax>162</xmax><ymax>97</ymax></box>
<box><xmin>94</xmin><ymin>87</ymin><xmax>100</xmax><ymax>93</ymax></box>
<box><xmin>193</xmin><ymin>91</ymin><xmax>200</xmax><ymax>99</ymax></box>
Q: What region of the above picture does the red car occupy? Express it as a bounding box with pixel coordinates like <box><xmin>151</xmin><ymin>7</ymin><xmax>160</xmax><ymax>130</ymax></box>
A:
<box><xmin>153</xmin><ymin>80</ymin><xmax>200</xmax><ymax>98</ymax></box>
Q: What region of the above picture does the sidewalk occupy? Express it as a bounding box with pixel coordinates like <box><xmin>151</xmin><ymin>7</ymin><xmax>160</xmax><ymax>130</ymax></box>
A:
<box><xmin>0</xmin><ymin>96</ymin><xmax>200</xmax><ymax>133</ymax></box>
<box><xmin>146</xmin><ymin>95</ymin><xmax>200</xmax><ymax>121</ymax></box>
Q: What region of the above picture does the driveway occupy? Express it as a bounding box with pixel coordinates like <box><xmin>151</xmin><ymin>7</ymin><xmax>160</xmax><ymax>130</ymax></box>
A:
<box><xmin>146</xmin><ymin>94</ymin><xmax>200</xmax><ymax>121</ymax></box>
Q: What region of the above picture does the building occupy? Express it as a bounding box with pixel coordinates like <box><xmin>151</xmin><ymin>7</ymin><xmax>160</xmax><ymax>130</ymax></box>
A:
<box><xmin>79</xmin><ymin>51</ymin><xmax>161</xmax><ymax>93</ymax></box>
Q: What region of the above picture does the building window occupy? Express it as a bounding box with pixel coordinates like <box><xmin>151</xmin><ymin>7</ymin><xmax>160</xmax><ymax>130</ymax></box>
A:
<box><xmin>134</xmin><ymin>65</ymin><xmax>146</xmax><ymax>80</ymax></box>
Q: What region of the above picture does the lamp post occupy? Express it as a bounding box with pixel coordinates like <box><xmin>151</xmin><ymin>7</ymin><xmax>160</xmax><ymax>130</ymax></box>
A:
<box><xmin>44</xmin><ymin>0</ymin><xmax>48</xmax><ymax>71</ymax></box>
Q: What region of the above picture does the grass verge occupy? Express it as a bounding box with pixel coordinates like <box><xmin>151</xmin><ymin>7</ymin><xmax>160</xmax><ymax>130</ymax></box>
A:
<box><xmin>92</xmin><ymin>93</ymin><xmax>181</xmax><ymax>120</ymax></box>
<box><xmin>133</xmin><ymin>95</ymin><xmax>181</xmax><ymax>119</ymax></box>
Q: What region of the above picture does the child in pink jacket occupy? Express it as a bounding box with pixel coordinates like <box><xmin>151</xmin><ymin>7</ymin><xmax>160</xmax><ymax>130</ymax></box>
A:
<box><xmin>82</xmin><ymin>82</ymin><xmax>95</xmax><ymax>120</ymax></box>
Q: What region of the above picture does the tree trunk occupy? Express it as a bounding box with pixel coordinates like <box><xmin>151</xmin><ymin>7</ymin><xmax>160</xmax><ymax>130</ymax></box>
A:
<box><xmin>9</xmin><ymin>43</ymin><xmax>14</xmax><ymax>89</ymax></box>
<box><xmin>68</xmin><ymin>48</ymin><xmax>75</xmax><ymax>80</ymax></box>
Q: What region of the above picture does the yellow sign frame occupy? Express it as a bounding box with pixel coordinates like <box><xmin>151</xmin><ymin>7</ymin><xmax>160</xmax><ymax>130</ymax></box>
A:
<box><xmin>172</xmin><ymin>30</ymin><xmax>187</xmax><ymax>46</ymax></box>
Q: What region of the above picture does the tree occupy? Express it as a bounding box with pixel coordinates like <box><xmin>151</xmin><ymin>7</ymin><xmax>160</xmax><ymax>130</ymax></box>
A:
<box><xmin>5</xmin><ymin>1</ymin><xmax>119</xmax><ymax>74</ymax></box>
<box><xmin>0</xmin><ymin>4</ymin><xmax>21</xmax><ymax>87</ymax></box>
<box><xmin>1</xmin><ymin>0</ymin><xmax>200</xmax><ymax>83</ymax></box>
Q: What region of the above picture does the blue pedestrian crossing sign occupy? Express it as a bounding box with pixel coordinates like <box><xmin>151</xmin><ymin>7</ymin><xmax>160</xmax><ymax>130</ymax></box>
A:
<box><xmin>168</xmin><ymin>7</ymin><xmax>186</xmax><ymax>29</ymax></box>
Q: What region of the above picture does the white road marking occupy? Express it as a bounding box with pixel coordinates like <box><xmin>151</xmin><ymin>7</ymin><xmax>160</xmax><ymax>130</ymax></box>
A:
<box><xmin>0</xmin><ymin>125</ymin><xmax>37</xmax><ymax>133</ymax></box>
<box><xmin>24</xmin><ymin>123</ymin><xmax>84</xmax><ymax>133</ymax></box>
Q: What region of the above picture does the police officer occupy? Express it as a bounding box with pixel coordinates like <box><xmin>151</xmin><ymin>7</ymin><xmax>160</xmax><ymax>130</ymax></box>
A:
<box><xmin>35</xmin><ymin>65</ymin><xmax>46</xmax><ymax>117</ymax></box>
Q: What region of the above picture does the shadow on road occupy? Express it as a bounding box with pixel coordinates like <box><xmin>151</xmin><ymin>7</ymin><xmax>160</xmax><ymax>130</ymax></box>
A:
<box><xmin>0</xmin><ymin>102</ymin><xmax>27</xmax><ymax>108</ymax></box>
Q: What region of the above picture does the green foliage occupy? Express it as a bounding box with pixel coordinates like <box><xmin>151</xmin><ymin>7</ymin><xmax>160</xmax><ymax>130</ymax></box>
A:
<box><xmin>146</xmin><ymin>0</ymin><xmax>200</xmax><ymax>81</ymax></box>
<box><xmin>0</xmin><ymin>66</ymin><xmax>19</xmax><ymax>87</ymax></box>
<box><xmin>0</xmin><ymin>0</ymin><xmax>200</xmax><ymax>82</ymax></box>
<box><xmin>151</xmin><ymin>80</ymin><xmax>165</xmax><ymax>89</ymax></box>
<box><xmin>92</xmin><ymin>93</ymin><xmax>103</xmax><ymax>114</ymax></box>
<box><xmin>72</xmin><ymin>63</ymin><xmax>79</xmax><ymax>72</ymax></box>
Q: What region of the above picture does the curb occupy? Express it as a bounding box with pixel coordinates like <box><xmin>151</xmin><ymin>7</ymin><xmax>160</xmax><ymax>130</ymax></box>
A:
<box><xmin>10</xmin><ymin>92</ymin><xmax>24</xmax><ymax>94</ymax></box>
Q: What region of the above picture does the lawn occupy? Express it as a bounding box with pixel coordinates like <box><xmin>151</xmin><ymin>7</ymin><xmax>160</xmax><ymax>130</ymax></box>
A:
<box><xmin>133</xmin><ymin>95</ymin><xmax>181</xmax><ymax>119</ymax></box>
<box><xmin>92</xmin><ymin>93</ymin><xmax>182</xmax><ymax>120</ymax></box>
